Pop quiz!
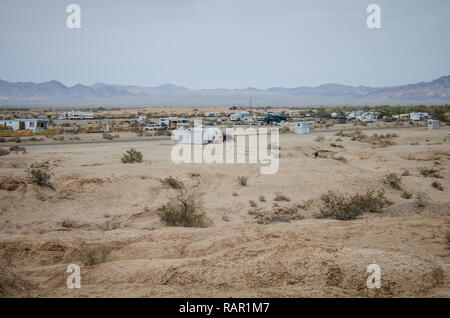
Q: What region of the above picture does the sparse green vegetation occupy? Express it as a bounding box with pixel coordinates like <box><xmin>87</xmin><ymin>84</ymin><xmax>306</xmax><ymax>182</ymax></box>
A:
<box><xmin>0</xmin><ymin>149</ymin><xmax>10</xmax><ymax>156</ymax></box>
<box><xmin>9</xmin><ymin>145</ymin><xmax>26</xmax><ymax>153</ymax></box>
<box><xmin>120</xmin><ymin>148</ymin><xmax>143</xmax><ymax>163</ymax></box>
<box><xmin>401</xmin><ymin>191</ymin><xmax>412</xmax><ymax>199</ymax></box>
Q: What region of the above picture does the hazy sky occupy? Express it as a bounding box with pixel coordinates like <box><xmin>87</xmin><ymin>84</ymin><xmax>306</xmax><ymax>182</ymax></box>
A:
<box><xmin>1</xmin><ymin>0</ymin><xmax>449</xmax><ymax>89</ymax></box>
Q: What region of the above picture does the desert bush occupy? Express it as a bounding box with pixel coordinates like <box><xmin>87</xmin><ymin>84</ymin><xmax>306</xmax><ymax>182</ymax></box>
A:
<box><xmin>102</xmin><ymin>133</ymin><xmax>113</xmax><ymax>140</ymax></box>
<box><xmin>232</xmin><ymin>192</ymin><xmax>238</xmax><ymax>196</ymax></box>
<box><xmin>259</xmin><ymin>195</ymin><xmax>266</xmax><ymax>202</ymax></box>
<box><xmin>446</xmin><ymin>230</ymin><xmax>450</xmax><ymax>245</ymax></box>
<box><xmin>81</xmin><ymin>246</ymin><xmax>110</xmax><ymax>266</ymax></box>
<box><xmin>13</xmin><ymin>137</ymin><xmax>21</xmax><ymax>143</ymax></box>
<box><xmin>401</xmin><ymin>191</ymin><xmax>412</xmax><ymax>199</ymax></box>
<box><xmin>419</xmin><ymin>167</ymin><xmax>443</xmax><ymax>179</ymax></box>
<box><xmin>415</xmin><ymin>192</ymin><xmax>429</xmax><ymax>209</ymax></box>
<box><xmin>102</xmin><ymin>220</ymin><xmax>121</xmax><ymax>231</ymax></box>
<box><xmin>160</xmin><ymin>176</ymin><xmax>184</xmax><ymax>189</ymax></box>
<box><xmin>274</xmin><ymin>193</ymin><xmax>290</xmax><ymax>202</ymax></box>
<box><xmin>121</xmin><ymin>148</ymin><xmax>143</xmax><ymax>163</ymax></box>
<box><xmin>320</xmin><ymin>189</ymin><xmax>385</xmax><ymax>220</ymax></box>
<box><xmin>383</xmin><ymin>173</ymin><xmax>402</xmax><ymax>190</ymax></box>
<box><xmin>9</xmin><ymin>145</ymin><xmax>26</xmax><ymax>153</ymax></box>
<box><xmin>237</xmin><ymin>176</ymin><xmax>248</xmax><ymax>186</ymax></box>
<box><xmin>113</xmin><ymin>134</ymin><xmax>120</xmax><ymax>138</ymax></box>
<box><xmin>0</xmin><ymin>137</ymin><xmax>5</xmax><ymax>143</ymax></box>
<box><xmin>158</xmin><ymin>189</ymin><xmax>207</xmax><ymax>227</ymax></box>
<box><xmin>431</xmin><ymin>181</ymin><xmax>443</xmax><ymax>191</ymax></box>
<box><xmin>330</xmin><ymin>143</ymin><xmax>343</xmax><ymax>148</ymax></box>
<box><xmin>25</xmin><ymin>161</ymin><xmax>53</xmax><ymax>188</ymax></box>
<box><xmin>249</xmin><ymin>200</ymin><xmax>257</xmax><ymax>208</ymax></box>
<box><xmin>0</xmin><ymin>149</ymin><xmax>10</xmax><ymax>156</ymax></box>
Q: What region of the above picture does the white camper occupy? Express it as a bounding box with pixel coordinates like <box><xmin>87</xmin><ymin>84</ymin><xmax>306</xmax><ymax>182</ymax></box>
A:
<box><xmin>293</xmin><ymin>122</ymin><xmax>310</xmax><ymax>134</ymax></box>
<box><xmin>428</xmin><ymin>119</ymin><xmax>440</xmax><ymax>130</ymax></box>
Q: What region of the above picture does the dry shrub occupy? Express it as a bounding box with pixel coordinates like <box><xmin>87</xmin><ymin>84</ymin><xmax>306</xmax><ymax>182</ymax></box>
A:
<box><xmin>259</xmin><ymin>195</ymin><xmax>266</xmax><ymax>202</ymax></box>
<box><xmin>431</xmin><ymin>181</ymin><xmax>443</xmax><ymax>191</ymax></box>
<box><xmin>320</xmin><ymin>189</ymin><xmax>385</xmax><ymax>220</ymax></box>
<box><xmin>401</xmin><ymin>170</ymin><xmax>410</xmax><ymax>176</ymax></box>
<box><xmin>9</xmin><ymin>145</ymin><xmax>26</xmax><ymax>154</ymax></box>
<box><xmin>330</xmin><ymin>143</ymin><xmax>343</xmax><ymax>148</ymax></box>
<box><xmin>401</xmin><ymin>191</ymin><xmax>412</xmax><ymax>199</ymax></box>
<box><xmin>158</xmin><ymin>189</ymin><xmax>207</xmax><ymax>227</ymax></box>
<box><xmin>446</xmin><ymin>230</ymin><xmax>450</xmax><ymax>245</ymax></box>
<box><xmin>334</xmin><ymin>156</ymin><xmax>347</xmax><ymax>163</ymax></box>
<box><xmin>249</xmin><ymin>200</ymin><xmax>257</xmax><ymax>207</ymax></box>
<box><xmin>0</xmin><ymin>149</ymin><xmax>10</xmax><ymax>156</ymax></box>
<box><xmin>279</xmin><ymin>126</ymin><xmax>291</xmax><ymax>134</ymax></box>
<box><xmin>314</xmin><ymin>135</ymin><xmax>325</xmax><ymax>142</ymax></box>
<box><xmin>237</xmin><ymin>176</ymin><xmax>248</xmax><ymax>186</ymax></box>
<box><xmin>419</xmin><ymin>167</ymin><xmax>443</xmax><ymax>179</ymax></box>
<box><xmin>81</xmin><ymin>246</ymin><xmax>110</xmax><ymax>266</ymax></box>
<box><xmin>102</xmin><ymin>220</ymin><xmax>121</xmax><ymax>231</ymax></box>
<box><xmin>274</xmin><ymin>193</ymin><xmax>290</xmax><ymax>202</ymax></box>
<box><xmin>0</xmin><ymin>176</ymin><xmax>26</xmax><ymax>191</ymax></box>
<box><xmin>25</xmin><ymin>161</ymin><xmax>53</xmax><ymax>188</ymax></box>
<box><xmin>232</xmin><ymin>192</ymin><xmax>238</xmax><ymax>196</ymax></box>
<box><xmin>254</xmin><ymin>204</ymin><xmax>305</xmax><ymax>224</ymax></box>
<box><xmin>383</xmin><ymin>173</ymin><xmax>402</xmax><ymax>190</ymax></box>
<box><xmin>160</xmin><ymin>176</ymin><xmax>184</xmax><ymax>189</ymax></box>
<box><xmin>121</xmin><ymin>148</ymin><xmax>143</xmax><ymax>163</ymax></box>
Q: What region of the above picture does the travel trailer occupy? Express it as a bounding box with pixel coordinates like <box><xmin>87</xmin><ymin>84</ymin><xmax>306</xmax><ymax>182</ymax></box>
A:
<box><xmin>0</xmin><ymin>118</ymin><xmax>50</xmax><ymax>132</ymax></box>
<box><xmin>293</xmin><ymin>122</ymin><xmax>310</xmax><ymax>134</ymax></box>
<box><xmin>58</xmin><ymin>111</ymin><xmax>94</xmax><ymax>120</ymax></box>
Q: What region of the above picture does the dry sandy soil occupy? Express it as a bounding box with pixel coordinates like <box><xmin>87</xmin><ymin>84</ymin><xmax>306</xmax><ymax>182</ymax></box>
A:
<box><xmin>0</xmin><ymin>126</ymin><xmax>449</xmax><ymax>297</ymax></box>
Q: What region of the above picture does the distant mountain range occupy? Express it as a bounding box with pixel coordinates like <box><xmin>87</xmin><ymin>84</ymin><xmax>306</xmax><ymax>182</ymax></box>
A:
<box><xmin>0</xmin><ymin>75</ymin><xmax>449</xmax><ymax>107</ymax></box>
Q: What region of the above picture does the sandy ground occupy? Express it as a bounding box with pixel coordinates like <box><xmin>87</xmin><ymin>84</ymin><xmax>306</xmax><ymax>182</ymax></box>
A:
<box><xmin>0</xmin><ymin>126</ymin><xmax>449</xmax><ymax>297</ymax></box>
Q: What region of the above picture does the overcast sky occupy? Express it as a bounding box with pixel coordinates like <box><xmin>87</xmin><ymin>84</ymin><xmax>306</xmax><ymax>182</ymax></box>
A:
<box><xmin>0</xmin><ymin>0</ymin><xmax>449</xmax><ymax>89</ymax></box>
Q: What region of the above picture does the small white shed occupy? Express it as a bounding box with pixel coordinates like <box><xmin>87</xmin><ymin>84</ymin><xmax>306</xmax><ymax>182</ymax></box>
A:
<box><xmin>428</xmin><ymin>120</ymin><xmax>440</xmax><ymax>130</ymax></box>
<box><xmin>293</xmin><ymin>122</ymin><xmax>310</xmax><ymax>134</ymax></box>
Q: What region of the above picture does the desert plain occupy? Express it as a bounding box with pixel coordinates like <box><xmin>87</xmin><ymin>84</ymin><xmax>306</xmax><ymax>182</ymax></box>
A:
<box><xmin>0</xmin><ymin>124</ymin><xmax>449</xmax><ymax>297</ymax></box>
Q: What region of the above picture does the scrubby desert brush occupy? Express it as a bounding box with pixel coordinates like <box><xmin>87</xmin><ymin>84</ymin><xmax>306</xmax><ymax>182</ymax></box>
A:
<box><xmin>431</xmin><ymin>181</ymin><xmax>444</xmax><ymax>191</ymax></box>
<box><xmin>274</xmin><ymin>193</ymin><xmax>290</xmax><ymax>202</ymax></box>
<box><xmin>120</xmin><ymin>148</ymin><xmax>143</xmax><ymax>163</ymax></box>
<box><xmin>249</xmin><ymin>200</ymin><xmax>257</xmax><ymax>208</ymax></box>
<box><xmin>237</xmin><ymin>176</ymin><xmax>248</xmax><ymax>186</ymax></box>
<box><xmin>401</xmin><ymin>191</ymin><xmax>413</xmax><ymax>199</ymax></box>
<box><xmin>160</xmin><ymin>176</ymin><xmax>184</xmax><ymax>189</ymax></box>
<box><xmin>25</xmin><ymin>161</ymin><xmax>53</xmax><ymax>188</ymax></box>
<box><xmin>259</xmin><ymin>195</ymin><xmax>266</xmax><ymax>202</ymax></box>
<box><xmin>319</xmin><ymin>189</ymin><xmax>385</xmax><ymax>221</ymax></box>
<box><xmin>158</xmin><ymin>189</ymin><xmax>207</xmax><ymax>228</ymax></box>
<box><xmin>81</xmin><ymin>246</ymin><xmax>110</xmax><ymax>266</ymax></box>
<box><xmin>9</xmin><ymin>145</ymin><xmax>26</xmax><ymax>153</ymax></box>
<box><xmin>279</xmin><ymin>126</ymin><xmax>291</xmax><ymax>134</ymax></box>
<box><xmin>330</xmin><ymin>143</ymin><xmax>343</xmax><ymax>148</ymax></box>
<box><xmin>419</xmin><ymin>167</ymin><xmax>443</xmax><ymax>179</ymax></box>
<box><xmin>383</xmin><ymin>173</ymin><xmax>402</xmax><ymax>190</ymax></box>
<box><xmin>446</xmin><ymin>230</ymin><xmax>450</xmax><ymax>245</ymax></box>
<box><xmin>401</xmin><ymin>170</ymin><xmax>410</xmax><ymax>176</ymax></box>
<box><xmin>0</xmin><ymin>149</ymin><xmax>10</xmax><ymax>156</ymax></box>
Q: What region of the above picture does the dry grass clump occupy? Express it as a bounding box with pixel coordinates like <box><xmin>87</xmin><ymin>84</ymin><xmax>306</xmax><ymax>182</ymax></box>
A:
<box><xmin>254</xmin><ymin>204</ymin><xmax>305</xmax><ymax>224</ymax></box>
<box><xmin>25</xmin><ymin>161</ymin><xmax>53</xmax><ymax>188</ymax></box>
<box><xmin>232</xmin><ymin>192</ymin><xmax>238</xmax><ymax>197</ymax></box>
<box><xmin>274</xmin><ymin>193</ymin><xmax>290</xmax><ymax>202</ymax></box>
<box><xmin>120</xmin><ymin>148</ymin><xmax>143</xmax><ymax>163</ymax></box>
<box><xmin>320</xmin><ymin>189</ymin><xmax>385</xmax><ymax>220</ymax></box>
<box><xmin>9</xmin><ymin>145</ymin><xmax>26</xmax><ymax>153</ymax></box>
<box><xmin>0</xmin><ymin>176</ymin><xmax>26</xmax><ymax>191</ymax></box>
<box><xmin>237</xmin><ymin>176</ymin><xmax>248</xmax><ymax>186</ymax></box>
<box><xmin>431</xmin><ymin>181</ymin><xmax>444</xmax><ymax>191</ymax></box>
<box><xmin>0</xmin><ymin>149</ymin><xmax>10</xmax><ymax>156</ymax></box>
<box><xmin>401</xmin><ymin>170</ymin><xmax>410</xmax><ymax>176</ymax></box>
<box><xmin>330</xmin><ymin>143</ymin><xmax>343</xmax><ymax>148</ymax></box>
<box><xmin>383</xmin><ymin>173</ymin><xmax>402</xmax><ymax>190</ymax></box>
<box><xmin>401</xmin><ymin>190</ymin><xmax>412</xmax><ymax>199</ymax></box>
<box><xmin>279</xmin><ymin>126</ymin><xmax>291</xmax><ymax>134</ymax></box>
<box><xmin>158</xmin><ymin>189</ymin><xmax>207</xmax><ymax>227</ymax></box>
<box><xmin>160</xmin><ymin>176</ymin><xmax>184</xmax><ymax>189</ymax></box>
<box><xmin>81</xmin><ymin>246</ymin><xmax>110</xmax><ymax>266</ymax></box>
<box><xmin>249</xmin><ymin>200</ymin><xmax>257</xmax><ymax>207</ymax></box>
<box><xmin>259</xmin><ymin>195</ymin><xmax>266</xmax><ymax>202</ymax></box>
<box><xmin>419</xmin><ymin>167</ymin><xmax>443</xmax><ymax>179</ymax></box>
<box><xmin>335</xmin><ymin>130</ymin><xmax>396</xmax><ymax>147</ymax></box>
<box><xmin>102</xmin><ymin>220</ymin><xmax>121</xmax><ymax>231</ymax></box>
